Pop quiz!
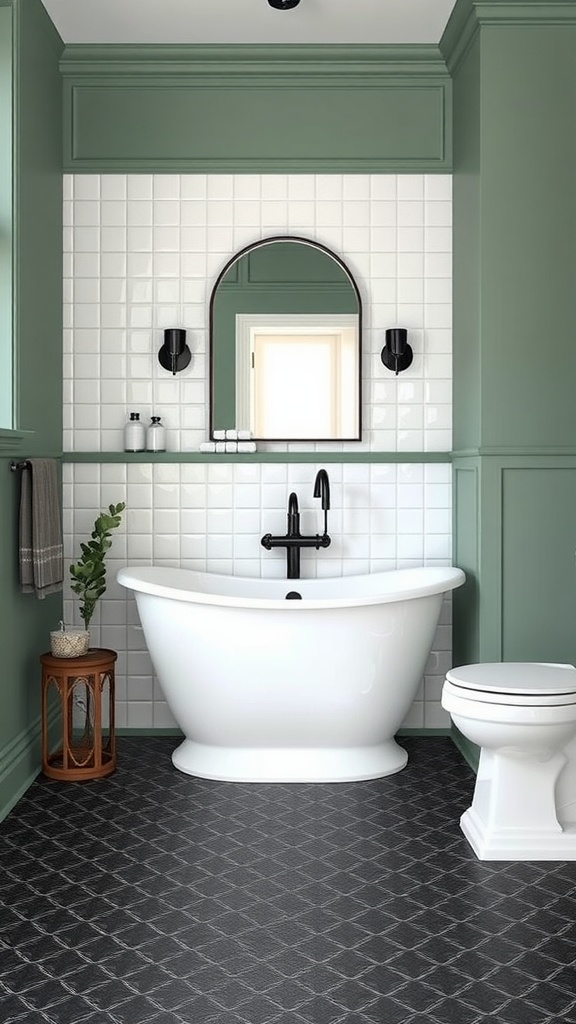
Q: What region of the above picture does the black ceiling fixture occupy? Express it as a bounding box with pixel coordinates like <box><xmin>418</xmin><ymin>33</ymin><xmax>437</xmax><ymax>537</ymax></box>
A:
<box><xmin>267</xmin><ymin>0</ymin><xmax>301</xmax><ymax>9</ymax></box>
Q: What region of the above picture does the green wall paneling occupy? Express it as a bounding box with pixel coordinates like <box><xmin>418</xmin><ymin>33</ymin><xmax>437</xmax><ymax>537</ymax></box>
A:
<box><xmin>0</xmin><ymin>0</ymin><xmax>64</xmax><ymax>823</ymax></box>
<box><xmin>479</xmin><ymin>24</ymin><xmax>576</xmax><ymax>451</ymax></box>
<box><xmin>450</xmin><ymin>724</ymin><xmax>480</xmax><ymax>774</ymax></box>
<box><xmin>0</xmin><ymin>455</ymin><xmax>62</xmax><ymax>824</ymax></box>
<box><xmin>444</xmin><ymin>2</ymin><xmax>576</xmax><ymax>455</ymax></box>
<box><xmin>13</xmin><ymin>0</ymin><xmax>63</xmax><ymax>448</ymax></box>
<box><xmin>443</xmin><ymin>2</ymin><xmax>576</xmax><ymax>677</ymax></box>
<box><xmin>501</xmin><ymin>463</ymin><xmax>576</xmax><ymax>664</ymax></box>
<box><xmin>60</xmin><ymin>45</ymin><xmax>451</xmax><ymax>172</ymax></box>
<box><xmin>0</xmin><ymin>5</ymin><xmax>12</xmax><ymax>428</ymax></box>
<box><xmin>453</xmin><ymin>454</ymin><xmax>576</xmax><ymax>666</ymax></box>
<box><xmin>452</xmin><ymin>460</ymin><xmax>479</xmax><ymax>667</ymax></box>
<box><xmin>450</xmin><ymin>32</ymin><xmax>480</xmax><ymax>455</ymax></box>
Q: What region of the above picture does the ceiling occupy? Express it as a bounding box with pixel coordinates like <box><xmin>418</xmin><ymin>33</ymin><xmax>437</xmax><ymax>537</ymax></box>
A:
<box><xmin>40</xmin><ymin>0</ymin><xmax>458</xmax><ymax>46</ymax></box>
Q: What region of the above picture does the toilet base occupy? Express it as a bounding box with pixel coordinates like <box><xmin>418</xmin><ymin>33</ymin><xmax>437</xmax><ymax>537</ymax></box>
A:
<box><xmin>460</xmin><ymin>806</ymin><xmax>576</xmax><ymax>861</ymax></box>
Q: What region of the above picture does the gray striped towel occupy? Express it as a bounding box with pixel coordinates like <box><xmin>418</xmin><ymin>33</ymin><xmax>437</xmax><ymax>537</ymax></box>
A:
<box><xmin>19</xmin><ymin>458</ymin><xmax>64</xmax><ymax>598</ymax></box>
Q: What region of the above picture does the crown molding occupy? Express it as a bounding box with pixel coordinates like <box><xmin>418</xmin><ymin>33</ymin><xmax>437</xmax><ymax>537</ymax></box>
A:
<box><xmin>60</xmin><ymin>43</ymin><xmax>449</xmax><ymax>84</ymax></box>
<box><xmin>441</xmin><ymin>0</ymin><xmax>576</xmax><ymax>73</ymax></box>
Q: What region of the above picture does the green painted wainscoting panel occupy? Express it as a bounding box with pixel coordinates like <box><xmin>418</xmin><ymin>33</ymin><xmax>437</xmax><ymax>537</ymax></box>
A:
<box><xmin>13</xmin><ymin>0</ymin><xmax>63</xmax><ymax>448</ymax></box>
<box><xmin>60</xmin><ymin>45</ymin><xmax>451</xmax><ymax>171</ymax></box>
<box><xmin>0</xmin><ymin>0</ymin><xmax>64</xmax><ymax>823</ymax></box>
<box><xmin>66</xmin><ymin>84</ymin><xmax>447</xmax><ymax>171</ymax></box>
<box><xmin>0</xmin><ymin>6</ymin><xmax>12</xmax><ymax>429</ymax></box>
<box><xmin>478</xmin><ymin>24</ymin><xmax>576</xmax><ymax>452</ymax></box>
<box><xmin>0</xmin><ymin>454</ymin><xmax>62</xmax><ymax>823</ymax></box>
<box><xmin>452</xmin><ymin>461</ymin><xmax>479</xmax><ymax>667</ymax></box>
<box><xmin>450</xmin><ymin>32</ymin><xmax>481</xmax><ymax>454</ymax></box>
<box><xmin>501</xmin><ymin>466</ymin><xmax>576</xmax><ymax>664</ymax></box>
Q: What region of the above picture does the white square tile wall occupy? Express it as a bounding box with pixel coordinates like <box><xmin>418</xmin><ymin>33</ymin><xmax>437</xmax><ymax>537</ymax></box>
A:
<box><xmin>63</xmin><ymin>174</ymin><xmax>453</xmax><ymax>730</ymax></box>
<box><xmin>63</xmin><ymin>460</ymin><xmax>453</xmax><ymax>731</ymax></box>
<box><xmin>63</xmin><ymin>173</ymin><xmax>452</xmax><ymax>454</ymax></box>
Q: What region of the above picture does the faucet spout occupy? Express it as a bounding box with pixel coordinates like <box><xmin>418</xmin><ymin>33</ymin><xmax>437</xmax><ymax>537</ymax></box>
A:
<box><xmin>288</xmin><ymin>491</ymin><xmax>299</xmax><ymax>519</ymax></box>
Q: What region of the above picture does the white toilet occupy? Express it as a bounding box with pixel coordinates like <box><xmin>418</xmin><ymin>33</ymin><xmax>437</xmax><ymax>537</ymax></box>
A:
<box><xmin>442</xmin><ymin>662</ymin><xmax>576</xmax><ymax>860</ymax></box>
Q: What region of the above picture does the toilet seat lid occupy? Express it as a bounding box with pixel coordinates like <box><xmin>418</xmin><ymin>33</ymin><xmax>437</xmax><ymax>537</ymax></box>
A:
<box><xmin>446</xmin><ymin>662</ymin><xmax>576</xmax><ymax>698</ymax></box>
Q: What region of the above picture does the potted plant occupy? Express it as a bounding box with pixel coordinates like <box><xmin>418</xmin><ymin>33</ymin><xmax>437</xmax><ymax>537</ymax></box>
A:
<box><xmin>62</xmin><ymin>502</ymin><xmax>126</xmax><ymax>653</ymax></box>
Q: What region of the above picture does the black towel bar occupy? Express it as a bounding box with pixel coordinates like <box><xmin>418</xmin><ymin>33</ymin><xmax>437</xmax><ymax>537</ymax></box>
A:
<box><xmin>10</xmin><ymin>460</ymin><xmax>29</xmax><ymax>472</ymax></box>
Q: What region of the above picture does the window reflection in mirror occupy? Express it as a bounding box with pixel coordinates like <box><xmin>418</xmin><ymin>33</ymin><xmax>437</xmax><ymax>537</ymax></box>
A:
<box><xmin>209</xmin><ymin>237</ymin><xmax>362</xmax><ymax>442</ymax></box>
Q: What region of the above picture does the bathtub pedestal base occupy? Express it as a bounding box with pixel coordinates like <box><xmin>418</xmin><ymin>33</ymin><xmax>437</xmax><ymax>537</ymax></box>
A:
<box><xmin>171</xmin><ymin>739</ymin><xmax>408</xmax><ymax>783</ymax></box>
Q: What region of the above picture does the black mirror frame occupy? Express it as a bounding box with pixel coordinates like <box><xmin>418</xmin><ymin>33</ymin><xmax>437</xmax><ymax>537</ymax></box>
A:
<box><xmin>209</xmin><ymin>235</ymin><xmax>363</xmax><ymax>443</ymax></box>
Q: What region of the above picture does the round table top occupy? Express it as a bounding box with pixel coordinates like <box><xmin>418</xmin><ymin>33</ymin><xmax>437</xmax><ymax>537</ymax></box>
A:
<box><xmin>40</xmin><ymin>647</ymin><xmax>117</xmax><ymax>669</ymax></box>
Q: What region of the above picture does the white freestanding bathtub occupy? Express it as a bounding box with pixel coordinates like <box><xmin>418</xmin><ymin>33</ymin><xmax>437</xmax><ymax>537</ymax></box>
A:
<box><xmin>117</xmin><ymin>565</ymin><xmax>465</xmax><ymax>782</ymax></box>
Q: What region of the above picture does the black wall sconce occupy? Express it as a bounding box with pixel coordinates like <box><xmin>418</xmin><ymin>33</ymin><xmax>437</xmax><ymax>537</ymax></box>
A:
<box><xmin>268</xmin><ymin>0</ymin><xmax>301</xmax><ymax>8</ymax></box>
<box><xmin>158</xmin><ymin>329</ymin><xmax>191</xmax><ymax>375</ymax></box>
<box><xmin>381</xmin><ymin>328</ymin><xmax>413</xmax><ymax>376</ymax></box>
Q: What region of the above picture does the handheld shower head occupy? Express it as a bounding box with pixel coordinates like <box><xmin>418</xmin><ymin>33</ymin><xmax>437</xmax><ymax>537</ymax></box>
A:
<box><xmin>313</xmin><ymin>469</ymin><xmax>330</xmax><ymax>512</ymax></box>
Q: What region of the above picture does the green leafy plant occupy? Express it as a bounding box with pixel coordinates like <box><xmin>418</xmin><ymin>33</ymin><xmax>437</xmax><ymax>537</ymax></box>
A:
<box><xmin>69</xmin><ymin>502</ymin><xmax>126</xmax><ymax>630</ymax></box>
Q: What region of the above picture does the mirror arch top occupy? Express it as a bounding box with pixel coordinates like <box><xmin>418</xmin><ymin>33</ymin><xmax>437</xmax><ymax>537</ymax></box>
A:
<box><xmin>209</xmin><ymin>236</ymin><xmax>362</xmax><ymax>443</ymax></box>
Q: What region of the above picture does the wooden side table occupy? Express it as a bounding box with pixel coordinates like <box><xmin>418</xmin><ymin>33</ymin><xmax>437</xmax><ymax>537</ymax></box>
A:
<box><xmin>41</xmin><ymin>648</ymin><xmax>117</xmax><ymax>781</ymax></box>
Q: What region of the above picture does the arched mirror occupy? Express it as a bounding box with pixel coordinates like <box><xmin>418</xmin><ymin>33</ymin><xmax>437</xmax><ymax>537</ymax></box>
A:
<box><xmin>209</xmin><ymin>237</ymin><xmax>362</xmax><ymax>442</ymax></box>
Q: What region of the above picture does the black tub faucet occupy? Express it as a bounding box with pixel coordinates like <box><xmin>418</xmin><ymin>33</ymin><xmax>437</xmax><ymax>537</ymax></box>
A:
<box><xmin>261</xmin><ymin>469</ymin><xmax>332</xmax><ymax>579</ymax></box>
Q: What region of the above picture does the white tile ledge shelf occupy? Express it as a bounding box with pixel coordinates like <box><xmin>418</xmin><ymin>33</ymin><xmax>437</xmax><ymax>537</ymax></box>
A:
<box><xmin>63</xmin><ymin>451</ymin><xmax>452</xmax><ymax>464</ymax></box>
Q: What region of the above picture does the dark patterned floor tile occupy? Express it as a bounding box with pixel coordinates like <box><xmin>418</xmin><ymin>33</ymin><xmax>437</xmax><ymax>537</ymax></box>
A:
<box><xmin>428</xmin><ymin>996</ymin><xmax>480</xmax><ymax>1024</ymax></box>
<box><xmin>101</xmin><ymin>994</ymin><xmax>165</xmax><ymax>1024</ymax></box>
<box><xmin>228</xmin><ymin>993</ymin><xmax>284</xmax><ymax>1024</ymax></box>
<box><xmin>0</xmin><ymin>994</ymin><xmax>38</xmax><ymax>1022</ymax></box>
<box><xmin>293</xmin><ymin>994</ymin><xmax>348</xmax><ymax>1024</ymax></box>
<box><xmin>3</xmin><ymin>738</ymin><xmax>576</xmax><ymax>1024</ymax></box>
<box><xmin>327</xmin><ymin>978</ymin><xmax>379</xmax><ymax>1012</ymax></box>
<box><xmin>293</xmin><ymin>964</ymin><xmax>342</xmax><ymax>995</ymax></box>
<box><xmin>493</xmin><ymin>997</ymin><xmax>557</xmax><ymax>1024</ymax></box>
<box><xmin>262</xmin><ymin>978</ymin><xmax>311</xmax><ymax>1011</ymax></box>
<box><xmin>122</xmin><ymin>964</ymin><xmax>176</xmax><ymax>995</ymax></box>
<box><xmin>360</xmin><ymin>994</ymin><xmax>423</xmax><ymax>1024</ymax></box>
<box><xmin>524</xmin><ymin>982</ymin><xmax>576</xmax><ymax>1017</ymax></box>
<box><xmin>40</xmin><ymin>995</ymin><xmax>98</xmax><ymax>1024</ymax></box>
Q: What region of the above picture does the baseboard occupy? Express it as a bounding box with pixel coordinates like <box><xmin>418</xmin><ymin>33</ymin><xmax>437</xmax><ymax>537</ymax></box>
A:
<box><xmin>0</xmin><ymin>724</ymin><xmax>477</xmax><ymax>824</ymax></box>
<box><xmin>450</xmin><ymin>725</ymin><xmax>479</xmax><ymax>773</ymax></box>
<box><xmin>397</xmin><ymin>728</ymin><xmax>452</xmax><ymax>736</ymax></box>
<box><xmin>0</xmin><ymin>719</ymin><xmax>42</xmax><ymax>824</ymax></box>
<box><xmin>115</xmin><ymin>728</ymin><xmax>184</xmax><ymax>737</ymax></box>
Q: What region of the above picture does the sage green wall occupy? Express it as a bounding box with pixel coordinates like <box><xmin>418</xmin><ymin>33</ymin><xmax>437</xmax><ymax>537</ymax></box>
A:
<box><xmin>60</xmin><ymin>45</ymin><xmax>451</xmax><ymax>173</ymax></box>
<box><xmin>450</xmin><ymin>34</ymin><xmax>480</xmax><ymax>457</ymax></box>
<box><xmin>0</xmin><ymin>7</ymin><xmax>12</xmax><ymax>426</ymax></box>
<box><xmin>479</xmin><ymin>26</ymin><xmax>576</xmax><ymax>451</ymax></box>
<box><xmin>0</xmin><ymin>0</ymin><xmax>63</xmax><ymax>821</ymax></box>
<box><xmin>443</xmin><ymin>0</ymin><xmax>576</xmax><ymax>771</ymax></box>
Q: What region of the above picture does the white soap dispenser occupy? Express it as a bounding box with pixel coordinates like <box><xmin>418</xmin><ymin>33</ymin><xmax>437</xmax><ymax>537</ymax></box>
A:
<box><xmin>124</xmin><ymin>412</ymin><xmax>145</xmax><ymax>452</ymax></box>
<box><xmin>146</xmin><ymin>415</ymin><xmax>166</xmax><ymax>452</ymax></box>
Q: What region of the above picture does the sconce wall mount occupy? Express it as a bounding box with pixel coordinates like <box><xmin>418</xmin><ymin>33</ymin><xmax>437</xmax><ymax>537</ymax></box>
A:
<box><xmin>158</xmin><ymin>328</ymin><xmax>191</xmax><ymax>375</ymax></box>
<box><xmin>381</xmin><ymin>328</ymin><xmax>413</xmax><ymax>376</ymax></box>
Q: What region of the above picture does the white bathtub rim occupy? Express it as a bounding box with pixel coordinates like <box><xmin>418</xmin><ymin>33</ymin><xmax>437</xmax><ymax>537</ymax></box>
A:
<box><xmin>117</xmin><ymin>564</ymin><xmax>465</xmax><ymax>610</ymax></box>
